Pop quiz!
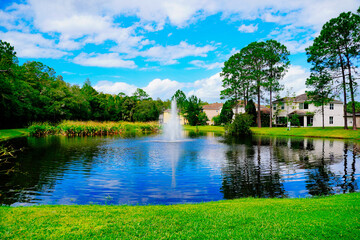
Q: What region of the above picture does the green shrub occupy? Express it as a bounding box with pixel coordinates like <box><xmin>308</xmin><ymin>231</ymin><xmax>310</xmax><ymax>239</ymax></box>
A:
<box><xmin>212</xmin><ymin>115</ymin><xmax>221</xmax><ymax>126</ymax></box>
<box><xmin>290</xmin><ymin>114</ymin><xmax>300</xmax><ymax>127</ymax></box>
<box><xmin>28</xmin><ymin>122</ymin><xmax>57</xmax><ymax>136</ymax></box>
<box><xmin>225</xmin><ymin>113</ymin><xmax>252</xmax><ymax>136</ymax></box>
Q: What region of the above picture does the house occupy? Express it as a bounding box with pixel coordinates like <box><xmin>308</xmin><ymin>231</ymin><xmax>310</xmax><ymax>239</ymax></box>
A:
<box><xmin>272</xmin><ymin>93</ymin><xmax>344</xmax><ymax>127</ymax></box>
<box><xmin>159</xmin><ymin>109</ymin><xmax>187</xmax><ymax>125</ymax></box>
<box><xmin>202</xmin><ymin>103</ymin><xmax>223</xmax><ymax>125</ymax></box>
<box><xmin>345</xmin><ymin>113</ymin><xmax>360</xmax><ymax>128</ymax></box>
<box><xmin>232</xmin><ymin>101</ymin><xmax>270</xmax><ymax>115</ymax></box>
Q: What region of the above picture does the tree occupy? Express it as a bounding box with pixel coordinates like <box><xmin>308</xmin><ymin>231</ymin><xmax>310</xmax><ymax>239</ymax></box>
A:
<box><xmin>220</xmin><ymin>52</ymin><xmax>250</xmax><ymax>114</ymax></box>
<box><xmin>183</xmin><ymin>95</ymin><xmax>204</xmax><ymax>126</ymax></box>
<box><xmin>245</xmin><ymin>99</ymin><xmax>257</xmax><ymax>127</ymax></box>
<box><xmin>306</xmin><ymin>71</ymin><xmax>335</xmax><ymax>128</ymax></box>
<box><xmin>241</xmin><ymin>42</ymin><xmax>268</xmax><ymax>128</ymax></box>
<box><xmin>133</xmin><ymin>88</ymin><xmax>151</xmax><ymax>101</ymax></box>
<box><xmin>225</xmin><ymin>113</ymin><xmax>252</xmax><ymax>136</ymax></box>
<box><xmin>219</xmin><ymin>100</ymin><xmax>234</xmax><ymax>124</ymax></box>
<box><xmin>171</xmin><ymin>89</ymin><xmax>187</xmax><ymax>112</ymax></box>
<box><xmin>264</xmin><ymin>40</ymin><xmax>290</xmax><ymax>128</ymax></box>
<box><xmin>307</xmin><ymin>10</ymin><xmax>360</xmax><ymax>130</ymax></box>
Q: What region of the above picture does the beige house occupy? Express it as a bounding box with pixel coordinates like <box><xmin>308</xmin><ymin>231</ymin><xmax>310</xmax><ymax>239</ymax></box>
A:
<box><xmin>202</xmin><ymin>103</ymin><xmax>223</xmax><ymax>125</ymax></box>
<box><xmin>159</xmin><ymin>109</ymin><xmax>187</xmax><ymax>125</ymax></box>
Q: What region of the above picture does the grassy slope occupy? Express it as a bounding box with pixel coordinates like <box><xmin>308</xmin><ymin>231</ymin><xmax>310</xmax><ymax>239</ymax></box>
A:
<box><xmin>1</xmin><ymin>193</ymin><xmax>359</xmax><ymax>239</ymax></box>
<box><xmin>0</xmin><ymin>129</ymin><xmax>29</xmax><ymax>141</ymax></box>
<box><xmin>184</xmin><ymin>125</ymin><xmax>360</xmax><ymax>140</ymax></box>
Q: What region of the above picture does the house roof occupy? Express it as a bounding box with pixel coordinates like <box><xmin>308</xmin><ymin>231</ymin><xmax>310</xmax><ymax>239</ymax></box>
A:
<box><xmin>273</xmin><ymin>93</ymin><xmax>343</xmax><ymax>104</ymax></box>
<box><xmin>202</xmin><ymin>102</ymin><xmax>223</xmax><ymax>110</ymax></box>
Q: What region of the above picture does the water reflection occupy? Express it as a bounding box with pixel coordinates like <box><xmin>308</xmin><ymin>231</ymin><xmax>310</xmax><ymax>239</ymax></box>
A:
<box><xmin>0</xmin><ymin>134</ymin><xmax>359</xmax><ymax>206</ymax></box>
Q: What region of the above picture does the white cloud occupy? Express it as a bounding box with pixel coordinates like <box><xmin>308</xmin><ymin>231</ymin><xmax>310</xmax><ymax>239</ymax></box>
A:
<box><xmin>0</xmin><ymin>31</ymin><xmax>68</xmax><ymax>58</ymax></box>
<box><xmin>238</xmin><ymin>24</ymin><xmax>258</xmax><ymax>33</ymax></box>
<box><xmin>189</xmin><ymin>60</ymin><xmax>223</xmax><ymax>70</ymax></box>
<box><xmin>187</xmin><ymin>73</ymin><xmax>223</xmax><ymax>102</ymax></box>
<box><xmin>72</xmin><ymin>53</ymin><xmax>137</xmax><ymax>68</ymax></box>
<box><xmin>143</xmin><ymin>79</ymin><xmax>184</xmax><ymax>99</ymax></box>
<box><xmin>280</xmin><ymin>65</ymin><xmax>310</xmax><ymax>96</ymax></box>
<box><xmin>94</xmin><ymin>81</ymin><xmax>138</xmax><ymax>95</ymax></box>
<box><xmin>140</xmin><ymin>41</ymin><xmax>216</xmax><ymax>65</ymax></box>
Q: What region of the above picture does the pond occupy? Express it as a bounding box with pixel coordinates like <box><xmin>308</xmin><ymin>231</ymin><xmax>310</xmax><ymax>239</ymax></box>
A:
<box><xmin>0</xmin><ymin>132</ymin><xmax>359</xmax><ymax>206</ymax></box>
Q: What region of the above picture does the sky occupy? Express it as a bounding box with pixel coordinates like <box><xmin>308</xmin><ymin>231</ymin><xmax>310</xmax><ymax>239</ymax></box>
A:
<box><xmin>1</xmin><ymin>0</ymin><xmax>359</xmax><ymax>102</ymax></box>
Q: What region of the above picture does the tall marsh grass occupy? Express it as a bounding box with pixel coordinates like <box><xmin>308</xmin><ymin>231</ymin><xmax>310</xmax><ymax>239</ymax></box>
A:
<box><xmin>28</xmin><ymin>121</ymin><xmax>160</xmax><ymax>137</ymax></box>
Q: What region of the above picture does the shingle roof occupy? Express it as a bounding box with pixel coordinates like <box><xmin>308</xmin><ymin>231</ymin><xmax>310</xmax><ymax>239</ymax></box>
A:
<box><xmin>273</xmin><ymin>93</ymin><xmax>343</xmax><ymax>104</ymax></box>
<box><xmin>202</xmin><ymin>102</ymin><xmax>223</xmax><ymax>110</ymax></box>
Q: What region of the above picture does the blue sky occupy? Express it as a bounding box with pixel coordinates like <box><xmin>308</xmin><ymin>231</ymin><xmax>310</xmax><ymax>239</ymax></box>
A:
<box><xmin>1</xmin><ymin>0</ymin><xmax>359</xmax><ymax>102</ymax></box>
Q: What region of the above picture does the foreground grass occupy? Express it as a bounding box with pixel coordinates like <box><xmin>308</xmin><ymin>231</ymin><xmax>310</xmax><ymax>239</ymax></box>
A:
<box><xmin>185</xmin><ymin>125</ymin><xmax>360</xmax><ymax>140</ymax></box>
<box><xmin>1</xmin><ymin>193</ymin><xmax>359</xmax><ymax>239</ymax></box>
<box><xmin>251</xmin><ymin>127</ymin><xmax>360</xmax><ymax>139</ymax></box>
<box><xmin>0</xmin><ymin>129</ymin><xmax>29</xmax><ymax>141</ymax></box>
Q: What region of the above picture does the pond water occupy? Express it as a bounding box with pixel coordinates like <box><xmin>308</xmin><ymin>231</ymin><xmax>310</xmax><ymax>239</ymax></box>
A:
<box><xmin>1</xmin><ymin>132</ymin><xmax>359</xmax><ymax>206</ymax></box>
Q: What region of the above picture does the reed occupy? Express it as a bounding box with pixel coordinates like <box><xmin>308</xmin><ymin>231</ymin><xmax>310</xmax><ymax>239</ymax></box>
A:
<box><xmin>28</xmin><ymin>121</ymin><xmax>160</xmax><ymax>137</ymax></box>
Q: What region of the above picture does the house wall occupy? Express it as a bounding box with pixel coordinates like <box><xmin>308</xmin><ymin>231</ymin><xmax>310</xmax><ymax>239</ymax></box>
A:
<box><xmin>273</xmin><ymin>102</ymin><xmax>344</xmax><ymax>127</ymax></box>
<box><xmin>203</xmin><ymin>109</ymin><xmax>221</xmax><ymax>125</ymax></box>
<box><xmin>231</xmin><ymin>106</ymin><xmax>245</xmax><ymax>114</ymax></box>
<box><xmin>162</xmin><ymin>112</ymin><xmax>187</xmax><ymax>125</ymax></box>
<box><xmin>346</xmin><ymin>116</ymin><xmax>360</xmax><ymax>128</ymax></box>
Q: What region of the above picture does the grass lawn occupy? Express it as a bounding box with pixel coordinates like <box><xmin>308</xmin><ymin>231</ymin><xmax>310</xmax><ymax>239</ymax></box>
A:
<box><xmin>1</xmin><ymin>193</ymin><xmax>359</xmax><ymax>239</ymax></box>
<box><xmin>0</xmin><ymin>128</ymin><xmax>29</xmax><ymax>141</ymax></box>
<box><xmin>185</xmin><ymin>125</ymin><xmax>360</xmax><ymax>140</ymax></box>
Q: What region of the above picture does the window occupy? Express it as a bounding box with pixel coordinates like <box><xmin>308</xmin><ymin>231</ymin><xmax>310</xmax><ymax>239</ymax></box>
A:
<box><xmin>273</xmin><ymin>105</ymin><xmax>276</xmax><ymax>110</ymax></box>
<box><xmin>304</xmin><ymin>103</ymin><xmax>309</xmax><ymax>109</ymax></box>
<box><xmin>330</xmin><ymin>103</ymin><xmax>334</xmax><ymax>110</ymax></box>
<box><xmin>299</xmin><ymin>103</ymin><xmax>303</xmax><ymax>109</ymax></box>
<box><xmin>281</xmin><ymin>104</ymin><xmax>284</xmax><ymax>110</ymax></box>
<box><xmin>329</xmin><ymin>116</ymin><xmax>333</xmax><ymax>124</ymax></box>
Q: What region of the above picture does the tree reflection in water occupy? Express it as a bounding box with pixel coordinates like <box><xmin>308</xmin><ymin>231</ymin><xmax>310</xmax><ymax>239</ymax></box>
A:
<box><xmin>221</xmin><ymin>136</ymin><xmax>359</xmax><ymax>199</ymax></box>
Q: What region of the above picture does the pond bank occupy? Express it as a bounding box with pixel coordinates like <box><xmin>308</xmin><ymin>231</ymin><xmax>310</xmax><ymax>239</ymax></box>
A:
<box><xmin>1</xmin><ymin>193</ymin><xmax>359</xmax><ymax>239</ymax></box>
<box><xmin>184</xmin><ymin>125</ymin><xmax>360</xmax><ymax>140</ymax></box>
<box><xmin>0</xmin><ymin>128</ymin><xmax>29</xmax><ymax>141</ymax></box>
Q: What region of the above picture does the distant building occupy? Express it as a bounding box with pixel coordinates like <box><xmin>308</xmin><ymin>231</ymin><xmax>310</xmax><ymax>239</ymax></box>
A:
<box><xmin>272</xmin><ymin>93</ymin><xmax>344</xmax><ymax>127</ymax></box>
<box><xmin>202</xmin><ymin>103</ymin><xmax>223</xmax><ymax>125</ymax></box>
<box><xmin>159</xmin><ymin>109</ymin><xmax>187</xmax><ymax>125</ymax></box>
<box><xmin>232</xmin><ymin>101</ymin><xmax>270</xmax><ymax>115</ymax></box>
<box><xmin>345</xmin><ymin>113</ymin><xmax>360</xmax><ymax>128</ymax></box>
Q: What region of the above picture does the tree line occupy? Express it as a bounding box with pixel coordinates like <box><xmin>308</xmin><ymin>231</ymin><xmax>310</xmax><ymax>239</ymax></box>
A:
<box><xmin>0</xmin><ymin>41</ymin><xmax>170</xmax><ymax>129</ymax></box>
<box><xmin>0</xmin><ymin>40</ymin><xmax>212</xmax><ymax>129</ymax></box>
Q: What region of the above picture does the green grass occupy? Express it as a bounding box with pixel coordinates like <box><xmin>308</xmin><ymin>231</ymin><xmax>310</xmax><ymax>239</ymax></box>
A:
<box><xmin>1</xmin><ymin>193</ymin><xmax>359</xmax><ymax>239</ymax></box>
<box><xmin>184</xmin><ymin>125</ymin><xmax>360</xmax><ymax>140</ymax></box>
<box><xmin>250</xmin><ymin>127</ymin><xmax>360</xmax><ymax>139</ymax></box>
<box><xmin>0</xmin><ymin>129</ymin><xmax>29</xmax><ymax>141</ymax></box>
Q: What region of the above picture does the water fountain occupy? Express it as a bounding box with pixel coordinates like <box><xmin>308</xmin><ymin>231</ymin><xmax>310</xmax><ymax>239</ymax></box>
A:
<box><xmin>163</xmin><ymin>99</ymin><xmax>183</xmax><ymax>141</ymax></box>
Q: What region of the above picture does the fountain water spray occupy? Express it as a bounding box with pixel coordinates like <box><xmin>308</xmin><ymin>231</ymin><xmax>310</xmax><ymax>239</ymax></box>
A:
<box><xmin>163</xmin><ymin>99</ymin><xmax>183</xmax><ymax>141</ymax></box>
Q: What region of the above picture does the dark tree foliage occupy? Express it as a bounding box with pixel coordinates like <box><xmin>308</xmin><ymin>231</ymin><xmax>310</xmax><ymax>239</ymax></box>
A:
<box><xmin>225</xmin><ymin>113</ymin><xmax>252</xmax><ymax>136</ymax></box>
<box><xmin>0</xmin><ymin>41</ymin><xmax>168</xmax><ymax>128</ymax></box>
<box><xmin>183</xmin><ymin>95</ymin><xmax>206</xmax><ymax>126</ymax></box>
<box><xmin>245</xmin><ymin>100</ymin><xmax>257</xmax><ymax>127</ymax></box>
<box><xmin>219</xmin><ymin>100</ymin><xmax>234</xmax><ymax>125</ymax></box>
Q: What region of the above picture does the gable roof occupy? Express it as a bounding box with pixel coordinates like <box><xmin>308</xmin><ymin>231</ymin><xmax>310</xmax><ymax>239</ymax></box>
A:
<box><xmin>273</xmin><ymin>93</ymin><xmax>343</xmax><ymax>104</ymax></box>
<box><xmin>202</xmin><ymin>102</ymin><xmax>223</xmax><ymax>110</ymax></box>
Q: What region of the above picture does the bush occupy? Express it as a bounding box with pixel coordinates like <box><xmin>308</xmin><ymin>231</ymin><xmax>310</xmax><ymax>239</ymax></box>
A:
<box><xmin>290</xmin><ymin>114</ymin><xmax>300</xmax><ymax>127</ymax></box>
<box><xmin>225</xmin><ymin>113</ymin><xmax>252</xmax><ymax>136</ymax></box>
<box><xmin>198</xmin><ymin>112</ymin><xmax>209</xmax><ymax>125</ymax></box>
<box><xmin>212</xmin><ymin>115</ymin><xmax>221</xmax><ymax>126</ymax></box>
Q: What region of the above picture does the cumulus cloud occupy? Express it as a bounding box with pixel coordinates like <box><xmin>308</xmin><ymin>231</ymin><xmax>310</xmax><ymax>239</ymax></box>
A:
<box><xmin>94</xmin><ymin>81</ymin><xmax>138</xmax><ymax>95</ymax></box>
<box><xmin>280</xmin><ymin>65</ymin><xmax>310</xmax><ymax>96</ymax></box>
<box><xmin>0</xmin><ymin>31</ymin><xmax>68</xmax><ymax>58</ymax></box>
<box><xmin>187</xmin><ymin>73</ymin><xmax>223</xmax><ymax>102</ymax></box>
<box><xmin>238</xmin><ymin>24</ymin><xmax>258</xmax><ymax>33</ymax></box>
<box><xmin>189</xmin><ymin>60</ymin><xmax>223</xmax><ymax>70</ymax></box>
<box><xmin>139</xmin><ymin>41</ymin><xmax>216</xmax><ymax>65</ymax></box>
<box><xmin>143</xmin><ymin>79</ymin><xmax>184</xmax><ymax>99</ymax></box>
<box><xmin>73</xmin><ymin>53</ymin><xmax>137</xmax><ymax>68</ymax></box>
